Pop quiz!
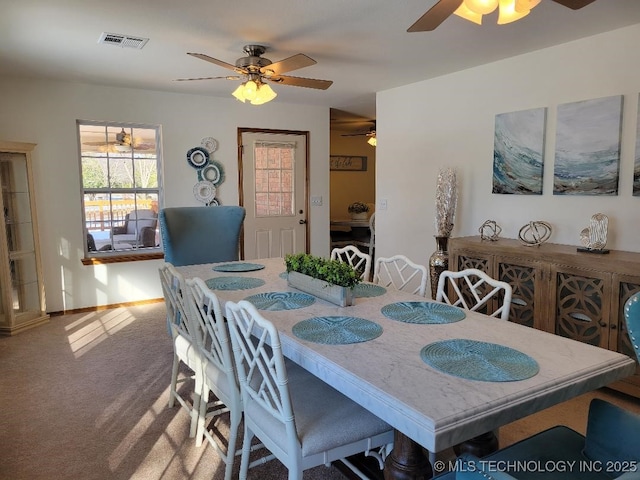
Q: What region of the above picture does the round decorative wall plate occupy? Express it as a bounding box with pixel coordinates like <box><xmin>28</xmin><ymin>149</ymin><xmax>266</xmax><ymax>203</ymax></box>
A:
<box><xmin>201</xmin><ymin>163</ymin><xmax>221</xmax><ymax>184</ymax></box>
<box><xmin>187</xmin><ymin>147</ymin><xmax>209</xmax><ymax>169</ymax></box>
<box><xmin>201</xmin><ymin>137</ymin><xmax>218</xmax><ymax>153</ymax></box>
<box><xmin>193</xmin><ymin>181</ymin><xmax>216</xmax><ymax>204</ymax></box>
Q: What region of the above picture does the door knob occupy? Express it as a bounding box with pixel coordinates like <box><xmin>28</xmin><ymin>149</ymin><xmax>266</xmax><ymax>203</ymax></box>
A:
<box><xmin>299</xmin><ymin>219</ymin><xmax>307</xmax><ymax>224</ymax></box>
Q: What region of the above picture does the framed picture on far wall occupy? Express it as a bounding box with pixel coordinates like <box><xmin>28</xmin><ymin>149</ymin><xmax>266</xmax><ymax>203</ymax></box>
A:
<box><xmin>330</xmin><ymin>155</ymin><xmax>367</xmax><ymax>171</ymax></box>
<box><xmin>492</xmin><ymin>107</ymin><xmax>546</xmax><ymax>195</ymax></box>
<box><xmin>553</xmin><ymin>95</ymin><xmax>623</xmax><ymax>196</ymax></box>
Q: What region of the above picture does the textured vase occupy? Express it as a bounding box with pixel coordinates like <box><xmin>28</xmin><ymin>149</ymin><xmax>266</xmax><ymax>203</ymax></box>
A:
<box><xmin>429</xmin><ymin>236</ymin><xmax>449</xmax><ymax>300</ymax></box>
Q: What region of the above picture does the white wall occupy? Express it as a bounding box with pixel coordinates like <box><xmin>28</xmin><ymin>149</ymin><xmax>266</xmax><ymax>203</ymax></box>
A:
<box><xmin>0</xmin><ymin>79</ymin><xmax>330</xmax><ymax>311</ymax></box>
<box><xmin>376</xmin><ymin>24</ymin><xmax>640</xmax><ymax>268</ymax></box>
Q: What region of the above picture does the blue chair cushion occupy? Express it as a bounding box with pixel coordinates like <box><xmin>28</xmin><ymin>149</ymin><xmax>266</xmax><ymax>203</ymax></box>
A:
<box><xmin>584</xmin><ymin>399</ymin><xmax>640</xmax><ymax>474</ymax></box>
<box><xmin>434</xmin><ymin>426</ymin><xmax>603</xmax><ymax>480</ymax></box>
<box><xmin>159</xmin><ymin>206</ymin><xmax>245</xmax><ymax>267</ymax></box>
<box><xmin>454</xmin><ymin>453</ymin><xmax>518</xmax><ymax>479</ymax></box>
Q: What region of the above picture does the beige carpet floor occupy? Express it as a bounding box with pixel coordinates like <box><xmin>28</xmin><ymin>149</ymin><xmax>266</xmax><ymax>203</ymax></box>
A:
<box><xmin>1</xmin><ymin>302</ymin><xmax>638</xmax><ymax>479</ymax></box>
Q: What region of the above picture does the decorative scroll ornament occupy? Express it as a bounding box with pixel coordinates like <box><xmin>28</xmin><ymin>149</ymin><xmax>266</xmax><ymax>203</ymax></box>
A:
<box><xmin>578</xmin><ymin>213</ymin><xmax>609</xmax><ymax>253</ymax></box>
<box><xmin>479</xmin><ymin>220</ymin><xmax>502</xmax><ymax>241</ymax></box>
<box><xmin>518</xmin><ymin>221</ymin><xmax>552</xmax><ymax>246</ymax></box>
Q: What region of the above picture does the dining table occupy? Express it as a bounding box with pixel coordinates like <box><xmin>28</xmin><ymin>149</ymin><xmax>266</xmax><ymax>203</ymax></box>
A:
<box><xmin>177</xmin><ymin>257</ymin><xmax>636</xmax><ymax>480</ymax></box>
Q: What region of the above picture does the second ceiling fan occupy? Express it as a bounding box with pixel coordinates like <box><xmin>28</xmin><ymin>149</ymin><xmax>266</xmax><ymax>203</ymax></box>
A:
<box><xmin>407</xmin><ymin>0</ymin><xmax>597</xmax><ymax>32</ymax></box>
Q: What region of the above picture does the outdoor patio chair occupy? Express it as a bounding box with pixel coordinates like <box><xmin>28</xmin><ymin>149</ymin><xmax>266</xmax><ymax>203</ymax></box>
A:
<box><xmin>112</xmin><ymin>208</ymin><xmax>158</xmax><ymax>247</ymax></box>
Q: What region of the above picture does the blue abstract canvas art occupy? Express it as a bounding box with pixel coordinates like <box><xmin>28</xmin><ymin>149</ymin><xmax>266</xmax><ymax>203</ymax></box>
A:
<box><xmin>493</xmin><ymin>107</ymin><xmax>546</xmax><ymax>194</ymax></box>
<box><xmin>634</xmin><ymin>94</ymin><xmax>640</xmax><ymax>196</ymax></box>
<box><xmin>553</xmin><ymin>95</ymin><xmax>623</xmax><ymax>196</ymax></box>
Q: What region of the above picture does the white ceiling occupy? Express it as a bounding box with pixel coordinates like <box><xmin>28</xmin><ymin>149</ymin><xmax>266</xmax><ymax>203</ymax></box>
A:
<box><xmin>3</xmin><ymin>1</ymin><xmax>640</xmax><ymax>126</ymax></box>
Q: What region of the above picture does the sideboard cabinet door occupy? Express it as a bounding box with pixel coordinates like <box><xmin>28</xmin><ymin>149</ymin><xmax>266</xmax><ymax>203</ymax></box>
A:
<box><xmin>549</xmin><ymin>264</ymin><xmax>611</xmax><ymax>349</ymax></box>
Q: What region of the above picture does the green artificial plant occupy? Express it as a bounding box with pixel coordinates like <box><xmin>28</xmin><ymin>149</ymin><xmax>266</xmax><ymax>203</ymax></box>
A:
<box><xmin>285</xmin><ymin>253</ymin><xmax>361</xmax><ymax>288</ymax></box>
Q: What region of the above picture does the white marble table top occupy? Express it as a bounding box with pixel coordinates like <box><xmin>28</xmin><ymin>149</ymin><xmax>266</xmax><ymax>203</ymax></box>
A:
<box><xmin>178</xmin><ymin>257</ymin><xmax>636</xmax><ymax>452</ymax></box>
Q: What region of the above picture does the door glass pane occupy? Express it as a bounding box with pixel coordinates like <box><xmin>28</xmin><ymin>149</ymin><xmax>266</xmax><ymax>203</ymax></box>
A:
<box><xmin>254</xmin><ymin>142</ymin><xmax>295</xmax><ymax>217</ymax></box>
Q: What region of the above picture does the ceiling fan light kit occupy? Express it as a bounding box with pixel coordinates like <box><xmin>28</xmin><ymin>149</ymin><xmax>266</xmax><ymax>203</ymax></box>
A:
<box><xmin>231</xmin><ymin>79</ymin><xmax>277</xmax><ymax>105</ymax></box>
<box><xmin>453</xmin><ymin>0</ymin><xmax>536</xmax><ymax>25</ymax></box>
<box><xmin>409</xmin><ymin>0</ymin><xmax>595</xmax><ymax>32</ymax></box>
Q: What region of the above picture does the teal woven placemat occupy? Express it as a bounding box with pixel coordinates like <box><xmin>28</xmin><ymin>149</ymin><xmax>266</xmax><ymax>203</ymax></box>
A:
<box><xmin>244</xmin><ymin>291</ymin><xmax>315</xmax><ymax>311</ymax></box>
<box><xmin>420</xmin><ymin>339</ymin><xmax>539</xmax><ymax>382</ymax></box>
<box><xmin>212</xmin><ymin>262</ymin><xmax>265</xmax><ymax>272</ymax></box>
<box><xmin>381</xmin><ymin>301</ymin><xmax>466</xmax><ymax>324</ymax></box>
<box><xmin>292</xmin><ymin>316</ymin><xmax>383</xmax><ymax>345</ymax></box>
<box><xmin>353</xmin><ymin>283</ymin><xmax>387</xmax><ymax>298</ymax></box>
<box><xmin>205</xmin><ymin>276</ymin><xmax>265</xmax><ymax>291</ymax></box>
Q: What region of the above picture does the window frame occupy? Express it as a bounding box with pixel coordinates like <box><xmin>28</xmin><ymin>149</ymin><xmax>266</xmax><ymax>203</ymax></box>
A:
<box><xmin>77</xmin><ymin>120</ymin><xmax>164</xmax><ymax>264</ymax></box>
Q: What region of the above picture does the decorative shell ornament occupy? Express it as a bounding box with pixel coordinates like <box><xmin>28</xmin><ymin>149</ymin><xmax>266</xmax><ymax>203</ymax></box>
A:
<box><xmin>578</xmin><ymin>213</ymin><xmax>609</xmax><ymax>253</ymax></box>
<box><xmin>479</xmin><ymin>220</ymin><xmax>502</xmax><ymax>241</ymax></box>
<box><xmin>518</xmin><ymin>221</ymin><xmax>552</xmax><ymax>247</ymax></box>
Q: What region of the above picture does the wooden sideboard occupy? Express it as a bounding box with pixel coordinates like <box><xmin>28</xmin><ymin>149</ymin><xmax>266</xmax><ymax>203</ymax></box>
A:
<box><xmin>449</xmin><ymin>236</ymin><xmax>640</xmax><ymax>398</ymax></box>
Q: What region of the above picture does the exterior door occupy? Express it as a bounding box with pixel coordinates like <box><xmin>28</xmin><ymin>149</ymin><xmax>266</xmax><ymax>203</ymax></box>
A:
<box><xmin>239</xmin><ymin>129</ymin><xmax>308</xmax><ymax>259</ymax></box>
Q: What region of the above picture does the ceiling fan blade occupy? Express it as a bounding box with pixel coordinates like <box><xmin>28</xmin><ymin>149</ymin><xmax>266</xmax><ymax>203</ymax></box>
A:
<box><xmin>263</xmin><ymin>53</ymin><xmax>317</xmax><ymax>75</ymax></box>
<box><xmin>187</xmin><ymin>52</ymin><xmax>245</xmax><ymax>73</ymax></box>
<box><xmin>174</xmin><ymin>75</ymin><xmax>241</xmax><ymax>82</ymax></box>
<box><xmin>270</xmin><ymin>75</ymin><xmax>333</xmax><ymax>90</ymax></box>
<box><xmin>407</xmin><ymin>0</ymin><xmax>463</xmax><ymax>32</ymax></box>
<box><xmin>551</xmin><ymin>0</ymin><xmax>597</xmax><ymax>9</ymax></box>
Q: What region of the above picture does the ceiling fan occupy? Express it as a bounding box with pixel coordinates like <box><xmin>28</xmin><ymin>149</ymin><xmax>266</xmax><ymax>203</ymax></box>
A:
<box><xmin>82</xmin><ymin>128</ymin><xmax>155</xmax><ymax>152</ymax></box>
<box><xmin>341</xmin><ymin>122</ymin><xmax>377</xmax><ymax>146</ymax></box>
<box><xmin>176</xmin><ymin>45</ymin><xmax>333</xmax><ymax>104</ymax></box>
<box><xmin>407</xmin><ymin>0</ymin><xmax>597</xmax><ymax>32</ymax></box>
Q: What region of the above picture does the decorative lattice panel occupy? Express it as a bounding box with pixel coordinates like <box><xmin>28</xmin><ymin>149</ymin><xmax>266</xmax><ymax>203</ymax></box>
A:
<box><xmin>499</xmin><ymin>262</ymin><xmax>535</xmax><ymax>328</ymax></box>
<box><xmin>456</xmin><ymin>255</ymin><xmax>489</xmax><ymax>271</ymax></box>
<box><xmin>454</xmin><ymin>256</ymin><xmax>494</xmax><ymax>316</ymax></box>
<box><xmin>555</xmin><ymin>272</ymin><xmax>604</xmax><ymax>346</ymax></box>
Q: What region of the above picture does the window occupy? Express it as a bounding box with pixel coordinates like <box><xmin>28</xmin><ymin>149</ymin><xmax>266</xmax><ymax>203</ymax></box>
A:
<box><xmin>253</xmin><ymin>141</ymin><xmax>295</xmax><ymax>217</ymax></box>
<box><xmin>78</xmin><ymin>121</ymin><xmax>163</xmax><ymax>261</ymax></box>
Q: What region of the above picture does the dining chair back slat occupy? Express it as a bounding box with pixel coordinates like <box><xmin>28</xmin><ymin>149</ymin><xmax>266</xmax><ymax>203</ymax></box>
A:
<box><xmin>436</xmin><ymin>268</ymin><xmax>512</xmax><ymax>321</ymax></box>
<box><xmin>373</xmin><ymin>254</ymin><xmax>428</xmax><ymax>297</ymax></box>
<box><xmin>331</xmin><ymin>245</ymin><xmax>372</xmax><ymax>281</ymax></box>
<box><xmin>158</xmin><ymin>262</ymin><xmax>201</xmax><ymax>438</ymax></box>
<box><xmin>185</xmin><ymin>277</ymin><xmax>244</xmax><ymax>480</ymax></box>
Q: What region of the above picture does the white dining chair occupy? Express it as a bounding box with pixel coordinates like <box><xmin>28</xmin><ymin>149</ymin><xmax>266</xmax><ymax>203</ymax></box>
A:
<box><xmin>225</xmin><ymin>299</ymin><xmax>394</xmax><ymax>480</ymax></box>
<box><xmin>186</xmin><ymin>277</ymin><xmax>263</xmax><ymax>480</ymax></box>
<box><xmin>373</xmin><ymin>254</ymin><xmax>428</xmax><ymax>297</ymax></box>
<box><xmin>158</xmin><ymin>262</ymin><xmax>202</xmax><ymax>437</ymax></box>
<box><xmin>331</xmin><ymin>245</ymin><xmax>372</xmax><ymax>281</ymax></box>
<box><xmin>436</xmin><ymin>268</ymin><xmax>513</xmax><ymax>321</ymax></box>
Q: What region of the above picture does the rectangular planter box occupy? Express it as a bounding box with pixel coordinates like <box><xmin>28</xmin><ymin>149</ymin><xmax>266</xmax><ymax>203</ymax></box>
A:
<box><xmin>287</xmin><ymin>271</ymin><xmax>353</xmax><ymax>307</ymax></box>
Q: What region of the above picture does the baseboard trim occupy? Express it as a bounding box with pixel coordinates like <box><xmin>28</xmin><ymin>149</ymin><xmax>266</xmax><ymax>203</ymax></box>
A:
<box><xmin>49</xmin><ymin>298</ymin><xmax>164</xmax><ymax>317</ymax></box>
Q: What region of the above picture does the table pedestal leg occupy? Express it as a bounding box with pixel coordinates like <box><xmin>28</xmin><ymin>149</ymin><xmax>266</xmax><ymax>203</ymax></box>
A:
<box><xmin>453</xmin><ymin>431</ymin><xmax>499</xmax><ymax>458</ymax></box>
<box><xmin>384</xmin><ymin>430</ymin><xmax>433</xmax><ymax>480</ymax></box>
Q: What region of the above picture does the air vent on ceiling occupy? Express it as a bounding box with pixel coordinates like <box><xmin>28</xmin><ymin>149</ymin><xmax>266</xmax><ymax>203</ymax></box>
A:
<box><xmin>98</xmin><ymin>32</ymin><xmax>149</xmax><ymax>49</ymax></box>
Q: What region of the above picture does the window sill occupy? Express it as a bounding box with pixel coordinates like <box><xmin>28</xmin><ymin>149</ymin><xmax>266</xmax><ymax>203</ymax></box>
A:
<box><xmin>82</xmin><ymin>252</ymin><xmax>164</xmax><ymax>265</ymax></box>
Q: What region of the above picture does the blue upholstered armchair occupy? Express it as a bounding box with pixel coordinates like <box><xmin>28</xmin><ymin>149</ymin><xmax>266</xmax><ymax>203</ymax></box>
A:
<box><xmin>159</xmin><ymin>206</ymin><xmax>246</xmax><ymax>267</ymax></box>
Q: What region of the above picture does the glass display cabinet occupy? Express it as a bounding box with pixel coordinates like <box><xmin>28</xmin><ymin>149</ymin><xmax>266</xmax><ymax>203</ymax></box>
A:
<box><xmin>0</xmin><ymin>141</ymin><xmax>48</xmax><ymax>335</ymax></box>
